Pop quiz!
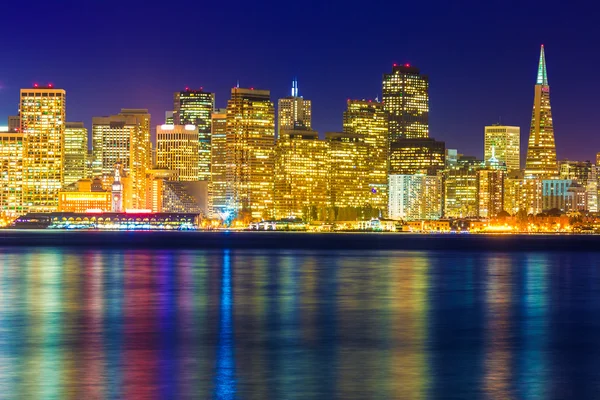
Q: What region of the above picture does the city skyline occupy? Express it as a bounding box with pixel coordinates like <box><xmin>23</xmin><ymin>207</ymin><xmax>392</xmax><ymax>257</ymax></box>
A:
<box><xmin>1</xmin><ymin>1</ymin><xmax>599</xmax><ymax>162</ymax></box>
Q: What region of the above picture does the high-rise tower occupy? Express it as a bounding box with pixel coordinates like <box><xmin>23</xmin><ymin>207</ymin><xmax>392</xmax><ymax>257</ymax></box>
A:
<box><xmin>173</xmin><ymin>89</ymin><xmax>215</xmax><ymax>181</ymax></box>
<box><xmin>382</xmin><ymin>64</ymin><xmax>429</xmax><ymax>141</ymax></box>
<box><xmin>225</xmin><ymin>88</ymin><xmax>276</xmax><ymax>219</ymax></box>
<box><xmin>20</xmin><ymin>85</ymin><xmax>66</xmax><ymax>212</ymax></box>
<box><xmin>524</xmin><ymin>45</ymin><xmax>558</xmax><ymax>178</ymax></box>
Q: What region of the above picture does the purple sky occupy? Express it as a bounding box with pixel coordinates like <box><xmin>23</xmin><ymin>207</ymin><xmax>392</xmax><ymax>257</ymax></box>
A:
<box><xmin>1</xmin><ymin>0</ymin><xmax>598</xmax><ymax>162</ymax></box>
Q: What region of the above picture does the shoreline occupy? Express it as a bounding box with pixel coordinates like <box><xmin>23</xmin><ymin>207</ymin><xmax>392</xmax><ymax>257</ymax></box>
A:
<box><xmin>2</xmin><ymin>230</ymin><xmax>600</xmax><ymax>251</ymax></box>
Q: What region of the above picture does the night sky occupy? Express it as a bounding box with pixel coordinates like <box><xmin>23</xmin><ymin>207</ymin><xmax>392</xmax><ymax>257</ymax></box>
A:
<box><xmin>1</xmin><ymin>0</ymin><xmax>598</xmax><ymax>162</ymax></box>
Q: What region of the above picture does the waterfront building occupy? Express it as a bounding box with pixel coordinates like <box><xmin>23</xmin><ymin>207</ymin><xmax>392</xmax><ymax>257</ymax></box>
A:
<box><xmin>342</xmin><ymin>99</ymin><xmax>389</xmax><ymax>214</ymax></box>
<box><xmin>525</xmin><ymin>45</ymin><xmax>558</xmax><ymax>178</ymax></box>
<box><xmin>325</xmin><ymin>132</ymin><xmax>373</xmax><ymax>219</ymax></box>
<box><xmin>209</xmin><ymin>109</ymin><xmax>228</xmax><ymax>217</ymax></box>
<box><xmin>278</xmin><ymin>79</ymin><xmax>311</xmax><ymax>134</ymax></box>
<box><xmin>274</xmin><ymin>129</ymin><xmax>329</xmax><ymax>220</ymax></box>
<box><xmin>63</xmin><ymin>122</ymin><xmax>88</xmax><ymax>187</ymax></box>
<box><xmin>13</xmin><ymin>211</ymin><xmax>198</xmax><ymax>230</ymax></box>
<box><xmin>21</xmin><ymin>85</ymin><xmax>66</xmax><ymax>212</ymax></box>
<box><xmin>92</xmin><ymin>109</ymin><xmax>151</xmax><ymax>209</ymax></box>
<box><xmin>162</xmin><ymin>180</ymin><xmax>208</xmax><ymax>215</ymax></box>
<box><xmin>389</xmin><ymin>137</ymin><xmax>445</xmax><ymax>175</ymax></box>
<box><xmin>156</xmin><ymin>124</ymin><xmax>200</xmax><ymax>181</ymax></box>
<box><xmin>58</xmin><ymin>178</ymin><xmax>112</xmax><ymax>213</ymax></box>
<box><xmin>0</xmin><ymin>131</ymin><xmax>24</xmax><ymax>216</ymax></box>
<box><xmin>388</xmin><ymin>174</ymin><xmax>442</xmax><ymax>221</ymax></box>
<box><xmin>484</xmin><ymin>124</ymin><xmax>520</xmax><ymax>172</ymax></box>
<box><xmin>443</xmin><ymin>162</ymin><xmax>479</xmax><ymax>218</ymax></box>
<box><xmin>225</xmin><ymin>87</ymin><xmax>275</xmax><ymax>219</ymax></box>
<box><xmin>172</xmin><ymin>89</ymin><xmax>215</xmax><ymax>181</ymax></box>
<box><xmin>112</xmin><ymin>166</ymin><xmax>123</xmax><ymax>212</ymax></box>
<box><xmin>382</xmin><ymin>64</ymin><xmax>429</xmax><ymax>140</ymax></box>
<box><xmin>559</xmin><ymin>160</ymin><xmax>592</xmax><ymax>186</ymax></box>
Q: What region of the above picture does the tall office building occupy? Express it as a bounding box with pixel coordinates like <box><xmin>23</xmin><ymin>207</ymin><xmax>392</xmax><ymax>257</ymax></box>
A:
<box><xmin>156</xmin><ymin>124</ymin><xmax>200</xmax><ymax>181</ymax></box>
<box><xmin>484</xmin><ymin>125</ymin><xmax>520</xmax><ymax>172</ymax></box>
<box><xmin>209</xmin><ymin>109</ymin><xmax>228</xmax><ymax>217</ymax></box>
<box><xmin>477</xmin><ymin>169</ymin><xmax>505</xmax><ymax>218</ymax></box>
<box><xmin>278</xmin><ymin>79</ymin><xmax>312</xmax><ymax>134</ymax></box>
<box><xmin>388</xmin><ymin>174</ymin><xmax>442</xmax><ymax>220</ymax></box>
<box><xmin>389</xmin><ymin>138</ymin><xmax>445</xmax><ymax>175</ymax></box>
<box><xmin>63</xmin><ymin>122</ymin><xmax>88</xmax><ymax>187</ymax></box>
<box><xmin>173</xmin><ymin>89</ymin><xmax>215</xmax><ymax>181</ymax></box>
<box><xmin>325</xmin><ymin>132</ymin><xmax>371</xmax><ymax>215</ymax></box>
<box><xmin>443</xmin><ymin>162</ymin><xmax>479</xmax><ymax>218</ymax></box>
<box><xmin>0</xmin><ymin>131</ymin><xmax>24</xmax><ymax>216</ymax></box>
<box><xmin>92</xmin><ymin>109</ymin><xmax>151</xmax><ymax>209</ymax></box>
<box><xmin>382</xmin><ymin>64</ymin><xmax>429</xmax><ymax>140</ymax></box>
<box><xmin>274</xmin><ymin>129</ymin><xmax>329</xmax><ymax>220</ymax></box>
<box><xmin>225</xmin><ymin>87</ymin><xmax>275</xmax><ymax>219</ymax></box>
<box><xmin>525</xmin><ymin>45</ymin><xmax>558</xmax><ymax>178</ymax></box>
<box><xmin>342</xmin><ymin>100</ymin><xmax>389</xmax><ymax>213</ymax></box>
<box><xmin>20</xmin><ymin>86</ymin><xmax>66</xmax><ymax>212</ymax></box>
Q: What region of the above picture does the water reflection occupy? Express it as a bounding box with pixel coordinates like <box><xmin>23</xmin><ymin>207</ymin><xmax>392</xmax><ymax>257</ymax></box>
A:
<box><xmin>0</xmin><ymin>248</ymin><xmax>599</xmax><ymax>399</ymax></box>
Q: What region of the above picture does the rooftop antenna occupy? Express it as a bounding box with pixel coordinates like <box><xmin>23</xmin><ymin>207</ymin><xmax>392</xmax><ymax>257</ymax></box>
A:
<box><xmin>291</xmin><ymin>77</ymin><xmax>299</xmax><ymax>97</ymax></box>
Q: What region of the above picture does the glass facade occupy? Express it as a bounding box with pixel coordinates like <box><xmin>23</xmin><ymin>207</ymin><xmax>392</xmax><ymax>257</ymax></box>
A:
<box><xmin>484</xmin><ymin>125</ymin><xmax>520</xmax><ymax>172</ymax></box>
<box><xmin>274</xmin><ymin>130</ymin><xmax>329</xmax><ymax>220</ymax></box>
<box><xmin>156</xmin><ymin>124</ymin><xmax>199</xmax><ymax>181</ymax></box>
<box><xmin>63</xmin><ymin>122</ymin><xmax>88</xmax><ymax>187</ymax></box>
<box><xmin>173</xmin><ymin>89</ymin><xmax>215</xmax><ymax>181</ymax></box>
<box><xmin>0</xmin><ymin>132</ymin><xmax>24</xmax><ymax>216</ymax></box>
<box><xmin>389</xmin><ymin>138</ymin><xmax>445</xmax><ymax>175</ymax></box>
<box><xmin>382</xmin><ymin>64</ymin><xmax>429</xmax><ymax>141</ymax></box>
<box><xmin>209</xmin><ymin>109</ymin><xmax>228</xmax><ymax>217</ymax></box>
<box><xmin>20</xmin><ymin>87</ymin><xmax>66</xmax><ymax>212</ymax></box>
<box><xmin>225</xmin><ymin>88</ymin><xmax>275</xmax><ymax>219</ymax></box>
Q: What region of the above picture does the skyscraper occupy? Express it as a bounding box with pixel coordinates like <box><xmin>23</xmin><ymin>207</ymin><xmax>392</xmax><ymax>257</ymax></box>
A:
<box><xmin>477</xmin><ymin>169</ymin><xmax>505</xmax><ymax>218</ymax></box>
<box><xmin>156</xmin><ymin>124</ymin><xmax>200</xmax><ymax>181</ymax></box>
<box><xmin>325</xmin><ymin>131</ymin><xmax>372</xmax><ymax>219</ymax></box>
<box><xmin>524</xmin><ymin>45</ymin><xmax>558</xmax><ymax>178</ymax></box>
<box><xmin>173</xmin><ymin>89</ymin><xmax>215</xmax><ymax>181</ymax></box>
<box><xmin>0</xmin><ymin>131</ymin><xmax>24</xmax><ymax>216</ymax></box>
<box><xmin>92</xmin><ymin>109</ymin><xmax>151</xmax><ymax>209</ymax></box>
<box><xmin>274</xmin><ymin>129</ymin><xmax>329</xmax><ymax>220</ymax></box>
<box><xmin>209</xmin><ymin>109</ymin><xmax>228</xmax><ymax>217</ymax></box>
<box><xmin>484</xmin><ymin>125</ymin><xmax>520</xmax><ymax>172</ymax></box>
<box><xmin>382</xmin><ymin>64</ymin><xmax>429</xmax><ymax>141</ymax></box>
<box><xmin>20</xmin><ymin>85</ymin><xmax>66</xmax><ymax>212</ymax></box>
<box><xmin>63</xmin><ymin>122</ymin><xmax>88</xmax><ymax>187</ymax></box>
<box><xmin>389</xmin><ymin>138</ymin><xmax>445</xmax><ymax>175</ymax></box>
<box><xmin>225</xmin><ymin>88</ymin><xmax>275</xmax><ymax>219</ymax></box>
<box><xmin>278</xmin><ymin>79</ymin><xmax>311</xmax><ymax>134</ymax></box>
<box><xmin>342</xmin><ymin>100</ymin><xmax>389</xmax><ymax>214</ymax></box>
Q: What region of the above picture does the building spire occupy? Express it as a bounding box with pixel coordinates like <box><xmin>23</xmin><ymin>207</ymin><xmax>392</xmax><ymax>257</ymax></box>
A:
<box><xmin>536</xmin><ymin>44</ymin><xmax>548</xmax><ymax>86</ymax></box>
<box><xmin>291</xmin><ymin>77</ymin><xmax>299</xmax><ymax>97</ymax></box>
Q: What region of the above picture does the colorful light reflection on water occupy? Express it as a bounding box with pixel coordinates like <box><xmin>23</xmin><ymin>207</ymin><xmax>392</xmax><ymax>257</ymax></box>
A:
<box><xmin>2</xmin><ymin>248</ymin><xmax>600</xmax><ymax>399</ymax></box>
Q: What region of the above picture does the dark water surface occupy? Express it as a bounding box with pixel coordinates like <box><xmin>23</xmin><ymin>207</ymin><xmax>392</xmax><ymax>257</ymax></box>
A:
<box><xmin>2</xmin><ymin>247</ymin><xmax>600</xmax><ymax>399</ymax></box>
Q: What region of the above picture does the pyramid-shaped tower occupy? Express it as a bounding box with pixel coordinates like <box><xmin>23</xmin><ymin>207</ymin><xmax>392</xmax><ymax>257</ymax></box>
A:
<box><xmin>524</xmin><ymin>45</ymin><xmax>558</xmax><ymax>177</ymax></box>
